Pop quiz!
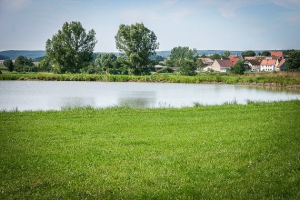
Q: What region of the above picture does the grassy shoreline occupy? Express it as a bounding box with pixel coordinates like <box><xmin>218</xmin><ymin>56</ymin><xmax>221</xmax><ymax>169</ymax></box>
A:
<box><xmin>1</xmin><ymin>72</ymin><xmax>300</xmax><ymax>87</ymax></box>
<box><xmin>1</xmin><ymin>100</ymin><xmax>300</xmax><ymax>199</ymax></box>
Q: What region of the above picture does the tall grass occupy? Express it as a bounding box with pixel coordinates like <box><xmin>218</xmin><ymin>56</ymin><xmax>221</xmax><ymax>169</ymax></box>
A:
<box><xmin>1</xmin><ymin>72</ymin><xmax>300</xmax><ymax>86</ymax></box>
<box><xmin>1</xmin><ymin>100</ymin><xmax>300</xmax><ymax>199</ymax></box>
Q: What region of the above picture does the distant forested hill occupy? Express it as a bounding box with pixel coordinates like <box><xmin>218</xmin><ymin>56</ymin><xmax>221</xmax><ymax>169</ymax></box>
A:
<box><xmin>0</xmin><ymin>50</ymin><xmax>46</xmax><ymax>60</ymax></box>
<box><xmin>0</xmin><ymin>54</ymin><xmax>10</xmax><ymax>60</ymax></box>
<box><xmin>0</xmin><ymin>50</ymin><xmax>253</xmax><ymax>60</ymax></box>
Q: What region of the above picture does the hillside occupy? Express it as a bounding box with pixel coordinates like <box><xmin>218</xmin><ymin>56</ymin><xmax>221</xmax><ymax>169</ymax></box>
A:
<box><xmin>0</xmin><ymin>50</ymin><xmax>46</xmax><ymax>60</ymax></box>
<box><xmin>0</xmin><ymin>50</ymin><xmax>261</xmax><ymax>60</ymax></box>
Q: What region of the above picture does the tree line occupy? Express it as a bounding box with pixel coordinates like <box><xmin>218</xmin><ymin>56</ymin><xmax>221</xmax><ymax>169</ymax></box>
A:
<box><xmin>2</xmin><ymin>21</ymin><xmax>300</xmax><ymax>75</ymax></box>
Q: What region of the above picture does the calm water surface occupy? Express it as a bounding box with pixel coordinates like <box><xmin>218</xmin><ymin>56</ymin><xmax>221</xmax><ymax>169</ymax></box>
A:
<box><xmin>0</xmin><ymin>81</ymin><xmax>299</xmax><ymax>111</ymax></box>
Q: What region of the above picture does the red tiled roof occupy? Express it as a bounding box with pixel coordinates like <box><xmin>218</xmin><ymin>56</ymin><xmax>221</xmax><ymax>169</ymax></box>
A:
<box><xmin>270</xmin><ymin>51</ymin><xmax>283</xmax><ymax>57</ymax></box>
<box><xmin>276</xmin><ymin>59</ymin><xmax>286</xmax><ymax>68</ymax></box>
<box><xmin>228</xmin><ymin>55</ymin><xmax>239</xmax><ymax>65</ymax></box>
<box><xmin>261</xmin><ymin>59</ymin><xmax>276</xmax><ymax>66</ymax></box>
<box><xmin>216</xmin><ymin>59</ymin><xmax>234</xmax><ymax>67</ymax></box>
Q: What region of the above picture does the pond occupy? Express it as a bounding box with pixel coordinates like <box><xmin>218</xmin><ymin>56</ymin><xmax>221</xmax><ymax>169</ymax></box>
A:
<box><xmin>0</xmin><ymin>81</ymin><xmax>299</xmax><ymax>111</ymax></box>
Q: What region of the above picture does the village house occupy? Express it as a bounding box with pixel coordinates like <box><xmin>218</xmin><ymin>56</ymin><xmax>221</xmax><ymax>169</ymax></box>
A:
<box><xmin>260</xmin><ymin>58</ymin><xmax>278</xmax><ymax>71</ymax></box>
<box><xmin>199</xmin><ymin>58</ymin><xmax>214</xmax><ymax>66</ymax></box>
<box><xmin>211</xmin><ymin>59</ymin><xmax>234</xmax><ymax>72</ymax></box>
<box><xmin>198</xmin><ymin>58</ymin><xmax>214</xmax><ymax>72</ymax></box>
<box><xmin>276</xmin><ymin>58</ymin><xmax>287</xmax><ymax>71</ymax></box>
<box><xmin>245</xmin><ymin>60</ymin><xmax>261</xmax><ymax>72</ymax></box>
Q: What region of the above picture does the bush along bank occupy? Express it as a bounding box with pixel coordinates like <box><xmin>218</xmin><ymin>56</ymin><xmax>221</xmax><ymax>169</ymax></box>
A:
<box><xmin>0</xmin><ymin>73</ymin><xmax>300</xmax><ymax>87</ymax></box>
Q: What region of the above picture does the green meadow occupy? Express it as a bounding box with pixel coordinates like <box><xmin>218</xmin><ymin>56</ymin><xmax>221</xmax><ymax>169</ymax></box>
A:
<box><xmin>1</xmin><ymin>100</ymin><xmax>300</xmax><ymax>199</ymax></box>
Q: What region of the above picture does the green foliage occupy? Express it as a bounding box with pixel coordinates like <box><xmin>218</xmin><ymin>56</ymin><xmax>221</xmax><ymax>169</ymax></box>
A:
<box><xmin>14</xmin><ymin>55</ymin><xmax>37</xmax><ymax>72</ymax></box>
<box><xmin>38</xmin><ymin>59</ymin><xmax>52</xmax><ymax>72</ymax></box>
<box><xmin>209</xmin><ymin>53</ymin><xmax>221</xmax><ymax>60</ymax></box>
<box><xmin>1</xmin><ymin>73</ymin><xmax>300</xmax><ymax>86</ymax></box>
<box><xmin>167</xmin><ymin>46</ymin><xmax>197</xmax><ymax>67</ymax></box>
<box><xmin>94</xmin><ymin>53</ymin><xmax>121</xmax><ymax>74</ymax></box>
<box><xmin>229</xmin><ymin>60</ymin><xmax>246</xmax><ymax>74</ymax></box>
<box><xmin>1</xmin><ymin>101</ymin><xmax>300</xmax><ymax>199</ymax></box>
<box><xmin>283</xmin><ymin>49</ymin><xmax>294</xmax><ymax>56</ymax></box>
<box><xmin>115</xmin><ymin>22</ymin><xmax>159</xmax><ymax>75</ymax></box>
<box><xmin>223</xmin><ymin>50</ymin><xmax>231</xmax><ymax>58</ymax></box>
<box><xmin>3</xmin><ymin>59</ymin><xmax>14</xmax><ymax>72</ymax></box>
<box><xmin>241</xmin><ymin>50</ymin><xmax>256</xmax><ymax>56</ymax></box>
<box><xmin>157</xmin><ymin>66</ymin><xmax>174</xmax><ymax>74</ymax></box>
<box><xmin>180</xmin><ymin>59</ymin><xmax>197</xmax><ymax>76</ymax></box>
<box><xmin>286</xmin><ymin>49</ymin><xmax>300</xmax><ymax>71</ymax></box>
<box><xmin>46</xmin><ymin>21</ymin><xmax>97</xmax><ymax>74</ymax></box>
<box><xmin>261</xmin><ymin>51</ymin><xmax>271</xmax><ymax>56</ymax></box>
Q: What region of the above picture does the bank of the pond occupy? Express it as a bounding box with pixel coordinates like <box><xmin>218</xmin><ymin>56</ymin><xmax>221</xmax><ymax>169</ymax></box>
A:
<box><xmin>1</xmin><ymin>100</ymin><xmax>300</xmax><ymax>199</ymax></box>
<box><xmin>1</xmin><ymin>72</ymin><xmax>300</xmax><ymax>88</ymax></box>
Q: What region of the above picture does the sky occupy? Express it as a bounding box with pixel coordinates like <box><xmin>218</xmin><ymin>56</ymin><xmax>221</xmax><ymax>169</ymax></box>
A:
<box><xmin>0</xmin><ymin>0</ymin><xmax>300</xmax><ymax>52</ymax></box>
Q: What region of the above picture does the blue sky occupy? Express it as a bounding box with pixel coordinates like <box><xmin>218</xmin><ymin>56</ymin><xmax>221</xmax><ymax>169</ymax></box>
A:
<box><xmin>0</xmin><ymin>0</ymin><xmax>300</xmax><ymax>52</ymax></box>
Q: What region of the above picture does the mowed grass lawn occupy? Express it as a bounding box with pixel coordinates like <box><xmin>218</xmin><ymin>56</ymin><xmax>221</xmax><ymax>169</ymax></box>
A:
<box><xmin>1</xmin><ymin>100</ymin><xmax>300</xmax><ymax>199</ymax></box>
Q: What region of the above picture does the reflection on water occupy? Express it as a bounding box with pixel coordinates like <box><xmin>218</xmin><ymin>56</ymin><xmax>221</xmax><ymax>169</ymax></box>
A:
<box><xmin>0</xmin><ymin>81</ymin><xmax>299</xmax><ymax>111</ymax></box>
<box><xmin>118</xmin><ymin>92</ymin><xmax>156</xmax><ymax>108</ymax></box>
<box><xmin>51</xmin><ymin>97</ymin><xmax>95</xmax><ymax>109</ymax></box>
<box><xmin>247</xmin><ymin>85</ymin><xmax>300</xmax><ymax>94</ymax></box>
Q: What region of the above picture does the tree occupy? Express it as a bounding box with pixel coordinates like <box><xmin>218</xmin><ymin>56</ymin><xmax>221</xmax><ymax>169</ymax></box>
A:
<box><xmin>46</xmin><ymin>21</ymin><xmax>97</xmax><ymax>74</ymax></box>
<box><xmin>3</xmin><ymin>59</ymin><xmax>14</xmax><ymax>72</ymax></box>
<box><xmin>223</xmin><ymin>50</ymin><xmax>231</xmax><ymax>58</ymax></box>
<box><xmin>241</xmin><ymin>50</ymin><xmax>256</xmax><ymax>56</ymax></box>
<box><xmin>180</xmin><ymin>59</ymin><xmax>197</xmax><ymax>76</ymax></box>
<box><xmin>261</xmin><ymin>51</ymin><xmax>271</xmax><ymax>56</ymax></box>
<box><xmin>196</xmin><ymin>59</ymin><xmax>205</xmax><ymax>71</ymax></box>
<box><xmin>115</xmin><ymin>22</ymin><xmax>159</xmax><ymax>75</ymax></box>
<box><xmin>229</xmin><ymin>60</ymin><xmax>246</xmax><ymax>74</ymax></box>
<box><xmin>210</xmin><ymin>54</ymin><xmax>221</xmax><ymax>60</ymax></box>
<box><xmin>95</xmin><ymin>53</ymin><xmax>121</xmax><ymax>74</ymax></box>
<box><xmin>286</xmin><ymin>50</ymin><xmax>300</xmax><ymax>71</ymax></box>
<box><xmin>14</xmin><ymin>55</ymin><xmax>36</xmax><ymax>72</ymax></box>
<box><xmin>168</xmin><ymin>46</ymin><xmax>197</xmax><ymax>67</ymax></box>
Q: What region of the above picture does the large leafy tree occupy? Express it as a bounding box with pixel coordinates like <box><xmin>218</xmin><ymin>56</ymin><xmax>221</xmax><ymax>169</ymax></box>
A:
<box><xmin>180</xmin><ymin>59</ymin><xmax>197</xmax><ymax>76</ymax></box>
<box><xmin>3</xmin><ymin>59</ymin><xmax>14</xmax><ymax>72</ymax></box>
<box><xmin>286</xmin><ymin>50</ymin><xmax>300</xmax><ymax>70</ymax></box>
<box><xmin>46</xmin><ymin>21</ymin><xmax>97</xmax><ymax>73</ymax></box>
<box><xmin>115</xmin><ymin>22</ymin><xmax>159</xmax><ymax>75</ymax></box>
<box><xmin>167</xmin><ymin>46</ymin><xmax>197</xmax><ymax>67</ymax></box>
<box><xmin>229</xmin><ymin>59</ymin><xmax>246</xmax><ymax>74</ymax></box>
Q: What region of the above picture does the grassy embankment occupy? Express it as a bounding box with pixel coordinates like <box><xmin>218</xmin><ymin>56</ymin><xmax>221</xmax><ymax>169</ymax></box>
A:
<box><xmin>0</xmin><ymin>72</ymin><xmax>300</xmax><ymax>86</ymax></box>
<box><xmin>1</xmin><ymin>100</ymin><xmax>300</xmax><ymax>199</ymax></box>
